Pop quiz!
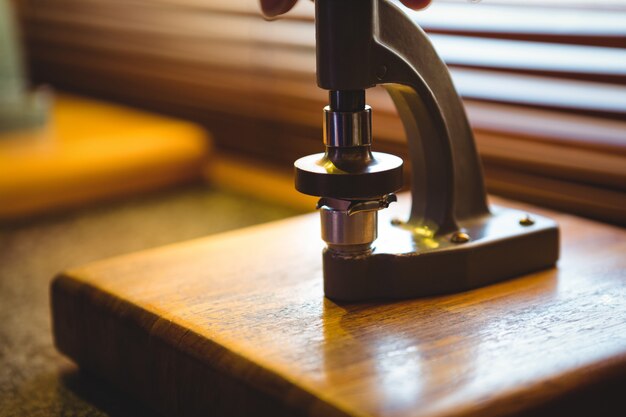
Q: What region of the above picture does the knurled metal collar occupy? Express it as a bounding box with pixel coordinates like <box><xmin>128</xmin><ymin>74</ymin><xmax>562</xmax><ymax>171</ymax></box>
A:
<box><xmin>323</xmin><ymin>105</ymin><xmax>372</xmax><ymax>147</ymax></box>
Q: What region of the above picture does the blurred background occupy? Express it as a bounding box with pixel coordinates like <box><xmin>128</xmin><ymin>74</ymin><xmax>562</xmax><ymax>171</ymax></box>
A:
<box><xmin>2</xmin><ymin>0</ymin><xmax>626</xmax><ymax>223</ymax></box>
<box><xmin>1</xmin><ymin>0</ymin><xmax>625</xmax><ymax>415</ymax></box>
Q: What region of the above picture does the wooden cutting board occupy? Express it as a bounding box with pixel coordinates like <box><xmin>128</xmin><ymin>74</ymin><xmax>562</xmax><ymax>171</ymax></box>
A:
<box><xmin>51</xmin><ymin>195</ymin><xmax>626</xmax><ymax>417</ymax></box>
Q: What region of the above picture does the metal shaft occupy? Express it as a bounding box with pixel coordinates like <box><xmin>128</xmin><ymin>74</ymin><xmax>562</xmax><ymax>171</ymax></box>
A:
<box><xmin>317</xmin><ymin>90</ymin><xmax>396</xmax><ymax>255</ymax></box>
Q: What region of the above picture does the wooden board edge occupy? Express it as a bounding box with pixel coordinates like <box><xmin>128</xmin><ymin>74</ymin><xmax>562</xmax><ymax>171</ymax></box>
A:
<box><xmin>50</xmin><ymin>271</ymin><xmax>354</xmax><ymax>417</ymax></box>
<box><xmin>49</xmin><ymin>205</ymin><xmax>626</xmax><ymax>417</ymax></box>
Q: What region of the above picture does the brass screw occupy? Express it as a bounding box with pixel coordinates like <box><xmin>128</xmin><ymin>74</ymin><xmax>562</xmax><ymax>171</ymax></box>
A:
<box><xmin>519</xmin><ymin>215</ymin><xmax>535</xmax><ymax>226</ymax></box>
<box><xmin>450</xmin><ymin>231</ymin><xmax>470</xmax><ymax>244</ymax></box>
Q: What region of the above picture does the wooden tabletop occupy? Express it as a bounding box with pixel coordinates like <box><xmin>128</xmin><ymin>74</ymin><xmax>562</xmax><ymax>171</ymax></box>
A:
<box><xmin>52</xmin><ymin>195</ymin><xmax>626</xmax><ymax>417</ymax></box>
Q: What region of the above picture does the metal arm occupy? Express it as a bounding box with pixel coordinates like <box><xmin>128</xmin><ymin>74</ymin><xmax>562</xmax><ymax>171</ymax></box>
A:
<box><xmin>316</xmin><ymin>0</ymin><xmax>488</xmax><ymax>235</ymax></box>
<box><xmin>290</xmin><ymin>0</ymin><xmax>559</xmax><ymax>301</ymax></box>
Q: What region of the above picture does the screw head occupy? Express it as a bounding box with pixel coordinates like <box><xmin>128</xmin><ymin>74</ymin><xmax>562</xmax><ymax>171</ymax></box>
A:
<box><xmin>519</xmin><ymin>215</ymin><xmax>535</xmax><ymax>226</ymax></box>
<box><xmin>450</xmin><ymin>231</ymin><xmax>470</xmax><ymax>244</ymax></box>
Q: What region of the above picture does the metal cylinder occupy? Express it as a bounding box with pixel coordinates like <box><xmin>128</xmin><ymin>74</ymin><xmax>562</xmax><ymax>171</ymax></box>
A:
<box><xmin>323</xmin><ymin>105</ymin><xmax>372</xmax><ymax>147</ymax></box>
<box><xmin>329</xmin><ymin>90</ymin><xmax>365</xmax><ymax>112</ymax></box>
<box><xmin>320</xmin><ymin>206</ymin><xmax>377</xmax><ymax>254</ymax></box>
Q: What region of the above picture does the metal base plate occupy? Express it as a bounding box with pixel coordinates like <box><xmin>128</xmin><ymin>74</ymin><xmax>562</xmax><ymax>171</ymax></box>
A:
<box><xmin>324</xmin><ymin>202</ymin><xmax>559</xmax><ymax>301</ymax></box>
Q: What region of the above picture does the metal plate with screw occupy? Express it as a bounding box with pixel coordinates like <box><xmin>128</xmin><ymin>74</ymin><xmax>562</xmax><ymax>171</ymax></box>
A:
<box><xmin>324</xmin><ymin>198</ymin><xmax>559</xmax><ymax>301</ymax></box>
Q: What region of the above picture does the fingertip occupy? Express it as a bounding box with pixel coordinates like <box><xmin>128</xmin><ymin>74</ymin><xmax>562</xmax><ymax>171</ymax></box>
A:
<box><xmin>399</xmin><ymin>0</ymin><xmax>433</xmax><ymax>10</ymax></box>
<box><xmin>260</xmin><ymin>0</ymin><xmax>298</xmax><ymax>18</ymax></box>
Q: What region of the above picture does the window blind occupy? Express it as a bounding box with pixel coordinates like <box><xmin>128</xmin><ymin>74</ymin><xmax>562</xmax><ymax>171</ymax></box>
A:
<box><xmin>16</xmin><ymin>0</ymin><xmax>626</xmax><ymax>224</ymax></box>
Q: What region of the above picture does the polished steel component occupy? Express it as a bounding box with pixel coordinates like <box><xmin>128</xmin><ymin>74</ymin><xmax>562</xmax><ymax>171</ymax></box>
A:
<box><xmin>318</xmin><ymin>194</ymin><xmax>398</xmax><ymax>254</ymax></box>
<box><xmin>347</xmin><ymin>193</ymin><xmax>397</xmax><ymax>215</ymax></box>
<box><xmin>320</xmin><ymin>205</ymin><xmax>377</xmax><ymax>254</ymax></box>
<box><xmin>323</xmin><ymin>105</ymin><xmax>372</xmax><ymax>147</ymax></box>
<box><xmin>295</xmin><ymin>150</ymin><xmax>403</xmax><ymax>199</ymax></box>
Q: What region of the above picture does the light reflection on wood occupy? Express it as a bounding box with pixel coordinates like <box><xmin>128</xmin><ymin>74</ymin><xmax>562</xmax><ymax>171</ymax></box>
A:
<box><xmin>52</xmin><ymin>195</ymin><xmax>626</xmax><ymax>417</ymax></box>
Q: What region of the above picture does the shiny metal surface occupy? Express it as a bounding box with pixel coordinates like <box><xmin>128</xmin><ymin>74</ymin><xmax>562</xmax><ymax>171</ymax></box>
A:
<box><xmin>320</xmin><ymin>204</ymin><xmax>377</xmax><ymax>254</ymax></box>
<box><xmin>347</xmin><ymin>193</ymin><xmax>397</xmax><ymax>215</ymax></box>
<box><xmin>317</xmin><ymin>194</ymin><xmax>399</xmax><ymax>254</ymax></box>
<box><xmin>294</xmin><ymin>151</ymin><xmax>403</xmax><ymax>199</ymax></box>
<box><xmin>298</xmin><ymin>0</ymin><xmax>558</xmax><ymax>300</ymax></box>
<box><xmin>323</xmin><ymin>105</ymin><xmax>372</xmax><ymax>147</ymax></box>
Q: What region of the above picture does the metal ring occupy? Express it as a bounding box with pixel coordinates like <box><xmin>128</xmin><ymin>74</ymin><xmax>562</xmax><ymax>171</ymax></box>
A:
<box><xmin>323</xmin><ymin>105</ymin><xmax>372</xmax><ymax>147</ymax></box>
<box><xmin>320</xmin><ymin>207</ymin><xmax>377</xmax><ymax>250</ymax></box>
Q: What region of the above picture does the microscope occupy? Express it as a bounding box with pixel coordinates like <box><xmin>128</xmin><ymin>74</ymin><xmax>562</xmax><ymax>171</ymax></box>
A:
<box><xmin>274</xmin><ymin>0</ymin><xmax>559</xmax><ymax>301</ymax></box>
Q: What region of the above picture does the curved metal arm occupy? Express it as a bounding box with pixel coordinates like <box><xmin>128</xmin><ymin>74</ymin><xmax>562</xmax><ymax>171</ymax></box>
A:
<box><xmin>376</xmin><ymin>0</ymin><xmax>489</xmax><ymax>231</ymax></box>
<box><xmin>316</xmin><ymin>0</ymin><xmax>489</xmax><ymax>235</ymax></box>
<box><xmin>311</xmin><ymin>0</ymin><xmax>559</xmax><ymax>301</ymax></box>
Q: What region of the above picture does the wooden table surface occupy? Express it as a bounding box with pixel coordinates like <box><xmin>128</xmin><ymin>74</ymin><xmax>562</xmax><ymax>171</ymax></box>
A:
<box><xmin>52</xmin><ymin>194</ymin><xmax>626</xmax><ymax>417</ymax></box>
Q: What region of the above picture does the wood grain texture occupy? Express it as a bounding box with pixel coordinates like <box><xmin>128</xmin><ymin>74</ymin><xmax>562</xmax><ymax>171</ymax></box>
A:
<box><xmin>0</xmin><ymin>94</ymin><xmax>211</xmax><ymax>220</ymax></box>
<box><xmin>51</xmin><ymin>195</ymin><xmax>626</xmax><ymax>417</ymax></box>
